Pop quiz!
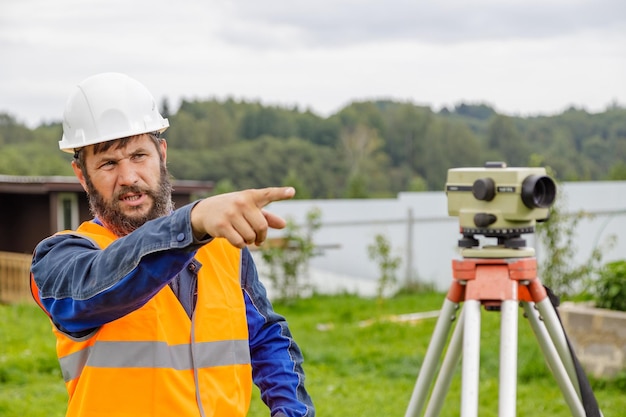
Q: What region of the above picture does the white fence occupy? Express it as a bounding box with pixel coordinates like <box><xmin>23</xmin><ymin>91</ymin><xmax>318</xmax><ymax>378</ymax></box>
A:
<box><xmin>253</xmin><ymin>181</ymin><xmax>626</xmax><ymax>297</ymax></box>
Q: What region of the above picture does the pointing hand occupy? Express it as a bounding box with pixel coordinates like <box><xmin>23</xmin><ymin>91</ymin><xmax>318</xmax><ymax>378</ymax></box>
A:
<box><xmin>190</xmin><ymin>187</ymin><xmax>295</xmax><ymax>248</ymax></box>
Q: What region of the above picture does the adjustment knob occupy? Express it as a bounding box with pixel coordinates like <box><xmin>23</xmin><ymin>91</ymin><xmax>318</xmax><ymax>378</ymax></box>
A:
<box><xmin>474</xmin><ymin>213</ymin><xmax>497</xmax><ymax>228</ymax></box>
<box><xmin>472</xmin><ymin>178</ymin><xmax>496</xmax><ymax>201</ymax></box>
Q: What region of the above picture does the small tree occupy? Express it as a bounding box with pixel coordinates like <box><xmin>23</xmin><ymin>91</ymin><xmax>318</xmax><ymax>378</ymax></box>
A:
<box><xmin>367</xmin><ymin>234</ymin><xmax>402</xmax><ymax>299</ymax></box>
<box><xmin>260</xmin><ymin>208</ymin><xmax>322</xmax><ymax>301</ymax></box>
<box><xmin>536</xmin><ymin>191</ymin><xmax>615</xmax><ymax>297</ymax></box>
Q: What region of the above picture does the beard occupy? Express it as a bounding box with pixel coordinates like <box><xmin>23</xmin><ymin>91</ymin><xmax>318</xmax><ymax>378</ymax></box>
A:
<box><xmin>84</xmin><ymin>163</ymin><xmax>173</xmax><ymax>237</ymax></box>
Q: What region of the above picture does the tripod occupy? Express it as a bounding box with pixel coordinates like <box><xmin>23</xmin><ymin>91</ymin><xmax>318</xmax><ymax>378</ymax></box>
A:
<box><xmin>404</xmin><ymin>243</ymin><xmax>600</xmax><ymax>417</ymax></box>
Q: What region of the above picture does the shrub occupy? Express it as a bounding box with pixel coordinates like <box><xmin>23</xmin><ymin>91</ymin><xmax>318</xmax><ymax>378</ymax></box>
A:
<box><xmin>536</xmin><ymin>188</ymin><xmax>614</xmax><ymax>297</ymax></box>
<box><xmin>367</xmin><ymin>234</ymin><xmax>401</xmax><ymax>299</ymax></box>
<box><xmin>260</xmin><ymin>207</ymin><xmax>322</xmax><ymax>301</ymax></box>
<box><xmin>592</xmin><ymin>260</ymin><xmax>626</xmax><ymax>311</ymax></box>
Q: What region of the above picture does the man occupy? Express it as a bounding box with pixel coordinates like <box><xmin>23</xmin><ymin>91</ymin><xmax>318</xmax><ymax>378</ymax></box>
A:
<box><xmin>30</xmin><ymin>72</ymin><xmax>315</xmax><ymax>417</ymax></box>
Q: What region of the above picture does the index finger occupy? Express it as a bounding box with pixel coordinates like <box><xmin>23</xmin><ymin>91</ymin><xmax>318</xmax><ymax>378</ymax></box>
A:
<box><xmin>253</xmin><ymin>186</ymin><xmax>296</xmax><ymax>208</ymax></box>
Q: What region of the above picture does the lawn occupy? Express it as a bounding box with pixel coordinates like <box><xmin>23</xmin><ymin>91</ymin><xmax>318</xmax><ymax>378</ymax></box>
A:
<box><xmin>1</xmin><ymin>293</ymin><xmax>624</xmax><ymax>416</ymax></box>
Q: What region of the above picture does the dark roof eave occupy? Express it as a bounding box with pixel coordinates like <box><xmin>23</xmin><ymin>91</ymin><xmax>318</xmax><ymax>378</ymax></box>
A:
<box><xmin>0</xmin><ymin>175</ymin><xmax>214</xmax><ymax>195</ymax></box>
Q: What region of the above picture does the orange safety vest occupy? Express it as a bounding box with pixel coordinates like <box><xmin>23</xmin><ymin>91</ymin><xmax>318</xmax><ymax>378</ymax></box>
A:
<box><xmin>32</xmin><ymin>221</ymin><xmax>252</xmax><ymax>417</ymax></box>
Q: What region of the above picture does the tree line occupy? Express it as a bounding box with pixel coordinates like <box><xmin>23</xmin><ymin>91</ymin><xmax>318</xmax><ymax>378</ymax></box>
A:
<box><xmin>1</xmin><ymin>99</ymin><xmax>625</xmax><ymax>199</ymax></box>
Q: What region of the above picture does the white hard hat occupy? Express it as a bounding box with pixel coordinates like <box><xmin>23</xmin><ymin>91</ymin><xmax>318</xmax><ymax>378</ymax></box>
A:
<box><xmin>59</xmin><ymin>72</ymin><xmax>169</xmax><ymax>153</ymax></box>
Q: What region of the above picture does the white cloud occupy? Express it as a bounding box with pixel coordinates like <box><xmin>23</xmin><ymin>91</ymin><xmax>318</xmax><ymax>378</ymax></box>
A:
<box><xmin>218</xmin><ymin>0</ymin><xmax>626</xmax><ymax>46</ymax></box>
<box><xmin>0</xmin><ymin>0</ymin><xmax>624</xmax><ymax>127</ymax></box>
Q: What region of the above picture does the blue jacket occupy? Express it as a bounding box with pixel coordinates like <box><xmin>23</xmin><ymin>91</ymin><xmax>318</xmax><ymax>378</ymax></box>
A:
<box><xmin>31</xmin><ymin>202</ymin><xmax>314</xmax><ymax>417</ymax></box>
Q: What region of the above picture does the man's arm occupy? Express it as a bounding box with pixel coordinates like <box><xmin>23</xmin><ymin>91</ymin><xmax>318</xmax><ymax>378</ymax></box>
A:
<box><xmin>31</xmin><ymin>204</ymin><xmax>203</xmax><ymax>335</ymax></box>
<box><xmin>31</xmin><ymin>186</ymin><xmax>295</xmax><ymax>336</ymax></box>
<box><xmin>241</xmin><ymin>248</ymin><xmax>315</xmax><ymax>417</ymax></box>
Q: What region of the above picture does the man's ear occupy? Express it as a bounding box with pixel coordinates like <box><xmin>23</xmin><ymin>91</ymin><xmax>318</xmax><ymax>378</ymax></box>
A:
<box><xmin>160</xmin><ymin>139</ymin><xmax>168</xmax><ymax>163</ymax></box>
<box><xmin>72</xmin><ymin>161</ymin><xmax>88</xmax><ymax>192</ymax></box>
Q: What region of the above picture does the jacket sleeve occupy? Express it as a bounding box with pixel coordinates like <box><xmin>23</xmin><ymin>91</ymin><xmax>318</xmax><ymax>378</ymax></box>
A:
<box><xmin>30</xmin><ymin>203</ymin><xmax>205</xmax><ymax>335</ymax></box>
<box><xmin>241</xmin><ymin>248</ymin><xmax>315</xmax><ymax>417</ymax></box>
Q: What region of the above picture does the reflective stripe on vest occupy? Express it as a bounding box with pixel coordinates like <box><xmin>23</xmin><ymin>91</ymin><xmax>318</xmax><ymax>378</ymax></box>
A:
<box><xmin>59</xmin><ymin>339</ymin><xmax>251</xmax><ymax>382</ymax></box>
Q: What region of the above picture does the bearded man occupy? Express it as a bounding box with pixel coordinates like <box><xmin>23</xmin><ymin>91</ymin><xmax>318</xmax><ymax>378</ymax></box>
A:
<box><xmin>30</xmin><ymin>73</ymin><xmax>315</xmax><ymax>417</ymax></box>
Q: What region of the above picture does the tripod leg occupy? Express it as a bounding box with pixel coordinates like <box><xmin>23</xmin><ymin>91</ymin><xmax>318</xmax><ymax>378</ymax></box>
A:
<box><xmin>499</xmin><ymin>300</ymin><xmax>519</xmax><ymax>417</ymax></box>
<box><xmin>461</xmin><ymin>299</ymin><xmax>481</xmax><ymax>417</ymax></box>
<box><xmin>533</xmin><ymin>298</ymin><xmax>581</xmax><ymax>397</ymax></box>
<box><xmin>423</xmin><ymin>308</ymin><xmax>465</xmax><ymax>417</ymax></box>
<box><xmin>405</xmin><ymin>298</ymin><xmax>460</xmax><ymax>417</ymax></box>
<box><xmin>522</xmin><ymin>302</ymin><xmax>586</xmax><ymax>417</ymax></box>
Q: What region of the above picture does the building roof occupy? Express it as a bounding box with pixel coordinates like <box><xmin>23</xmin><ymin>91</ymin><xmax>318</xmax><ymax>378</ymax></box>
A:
<box><xmin>0</xmin><ymin>175</ymin><xmax>214</xmax><ymax>195</ymax></box>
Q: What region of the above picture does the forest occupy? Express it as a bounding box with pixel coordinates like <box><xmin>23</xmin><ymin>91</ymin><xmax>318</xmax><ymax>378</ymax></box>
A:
<box><xmin>1</xmin><ymin>99</ymin><xmax>625</xmax><ymax>199</ymax></box>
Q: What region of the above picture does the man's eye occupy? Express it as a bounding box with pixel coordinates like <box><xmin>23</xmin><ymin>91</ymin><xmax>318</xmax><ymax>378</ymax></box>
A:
<box><xmin>99</xmin><ymin>161</ymin><xmax>116</xmax><ymax>170</ymax></box>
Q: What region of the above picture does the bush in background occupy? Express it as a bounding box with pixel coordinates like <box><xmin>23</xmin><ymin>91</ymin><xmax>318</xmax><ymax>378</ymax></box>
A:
<box><xmin>260</xmin><ymin>207</ymin><xmax>322</xmax><ymax>301</ymax></box>
<box><xmin>592</xmin><ymin>260</ymin><xmax>626</xmax><ymax>311</ymax></box>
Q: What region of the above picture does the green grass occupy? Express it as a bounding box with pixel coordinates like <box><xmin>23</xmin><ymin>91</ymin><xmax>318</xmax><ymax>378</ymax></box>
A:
<box><xmin>2</xmin><ymin>293</ymin><xmax>625</xmax><ymax>416</ymax></box>
<box><xmin>0</xmin><ymin>303</ymin><xmax>67</xmax><ymax>417</ymax></box>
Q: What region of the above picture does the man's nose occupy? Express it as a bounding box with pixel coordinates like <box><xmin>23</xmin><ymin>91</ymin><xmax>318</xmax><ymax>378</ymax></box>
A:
<box><xmin>116</xmin><ymin>160</ymin><xmax>140</xmax><ymax>185</ymax></box>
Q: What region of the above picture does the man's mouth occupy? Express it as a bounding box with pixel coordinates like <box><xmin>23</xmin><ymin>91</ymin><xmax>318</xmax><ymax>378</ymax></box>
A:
<box><xmin>122</xmin><ymin>194</ymin><xmax>142</xmax><ymax>201</ymax></box>
<box><xmin>119</xmin><ymin>192</ymin><xmax>147</xmax><ymax>207</ymax></box>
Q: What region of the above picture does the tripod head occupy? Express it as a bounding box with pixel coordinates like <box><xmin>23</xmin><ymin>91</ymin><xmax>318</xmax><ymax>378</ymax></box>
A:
<box><xmin>446</xmin><ymin>162</ymin><xmax>556</xmax><ymax>253</ymax></box>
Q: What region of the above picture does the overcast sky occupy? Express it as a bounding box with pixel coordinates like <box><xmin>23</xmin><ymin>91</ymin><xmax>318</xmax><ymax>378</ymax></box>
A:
<box><xmin>1</xmin><ymin>0</ymin><xmax>625</xmax><ymax>127</ymax></box>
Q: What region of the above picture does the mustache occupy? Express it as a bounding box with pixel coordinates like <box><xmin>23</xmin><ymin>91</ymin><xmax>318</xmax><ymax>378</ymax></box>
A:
<box><xmin>115</xmin><ymin>185</ymin><xmax>153</xmax><ymax>199</ymax></box>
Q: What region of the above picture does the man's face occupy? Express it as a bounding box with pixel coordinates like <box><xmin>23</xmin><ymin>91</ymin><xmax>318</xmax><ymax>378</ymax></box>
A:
<box><xmin>73</xmin><ymin>134</ymin><xmax>173</xmax><ymax>236</ymax></box>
